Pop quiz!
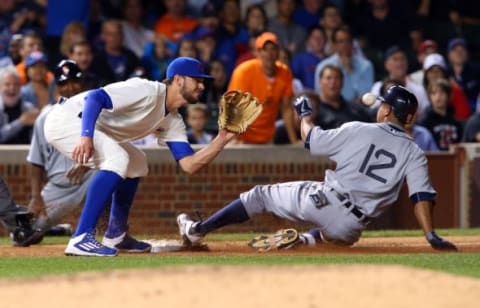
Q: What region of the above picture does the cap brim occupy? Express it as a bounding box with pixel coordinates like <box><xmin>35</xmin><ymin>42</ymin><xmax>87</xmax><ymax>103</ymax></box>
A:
<box><xmin>189</xmin><ymin>74</ymin><xmax>214</xmax><ymax>80</ymax></box>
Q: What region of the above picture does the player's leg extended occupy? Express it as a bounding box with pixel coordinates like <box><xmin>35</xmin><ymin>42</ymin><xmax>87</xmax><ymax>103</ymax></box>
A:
<box><xmin>102</xmin><ymin>142</ymin><xmax>150</xmax><ymax>252</ymax></box>
<box><xmin>177</xmin><ymin>181</ymin><xmax>308</xmax><ymax>245</ymax></box>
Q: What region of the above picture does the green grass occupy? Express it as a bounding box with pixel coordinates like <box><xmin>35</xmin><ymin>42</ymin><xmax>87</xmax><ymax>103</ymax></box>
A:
<box><xmin>1</xmin><ymin>229</ymin><xmax>479</xmax><ymax>280</ymax></box>
<box><xmin>1</xmin><ymin>253</ymin><xmax>479</xmax><ymax>280</ymax></box>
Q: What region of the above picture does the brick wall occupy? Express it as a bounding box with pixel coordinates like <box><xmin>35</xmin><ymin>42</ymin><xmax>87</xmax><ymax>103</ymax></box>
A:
<box><xmin>0</xmin><ymin>145</ymin><xmax>462</xmax><ymax>236</ymax></box>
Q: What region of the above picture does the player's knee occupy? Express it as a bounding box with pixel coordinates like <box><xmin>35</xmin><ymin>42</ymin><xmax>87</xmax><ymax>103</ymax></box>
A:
<box><xmin>100</xmin><ymin>150</ymin><xmax>130</xmax><ymax>177</ymax></box>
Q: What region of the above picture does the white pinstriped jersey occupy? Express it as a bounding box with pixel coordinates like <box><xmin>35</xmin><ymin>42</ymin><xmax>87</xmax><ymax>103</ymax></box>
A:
<box><xmin>63</xmin><ymin>77</ymin><xmax>188</xmax><ymax>144</ymax></box>
<box><xmin>308</xmin><ymin>121</ymin><xmax>436</xmax><ymax>217</ymax></box>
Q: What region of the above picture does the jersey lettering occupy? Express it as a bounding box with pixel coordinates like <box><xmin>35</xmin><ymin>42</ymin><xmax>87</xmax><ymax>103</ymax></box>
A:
<box><xmin>359</xmin><ymin>144</ymin><xmax>397</xmax><ymax>184</ymax></box>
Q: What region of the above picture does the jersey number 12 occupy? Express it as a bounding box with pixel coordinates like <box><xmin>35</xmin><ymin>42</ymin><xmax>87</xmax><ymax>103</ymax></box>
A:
<box><xmin>359</xmin><ymin>144</ymin><xmax>397</xmax><ymax>184</ymax></box>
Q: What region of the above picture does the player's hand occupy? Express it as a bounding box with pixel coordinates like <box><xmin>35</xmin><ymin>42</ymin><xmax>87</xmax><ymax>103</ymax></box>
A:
<box><xmin>27</xmin><ymin>196</ymin><xmax>47</xmax><ymax>218</ymax></box>
<box><xmin>293</xmin><ymin>95</ymin><xmax>312</xmax><ymax>118</ymax></box>
<box><xmin>66</xmin><ymin>164</ymin><xmax>90</xmax><ymax>184</ymax></box>
<box><xmin>72</xmin><ymin>136</ymin><xmax>94</xmax><ymax>164</ymax></box>
<box><xmin>426</xmin><ymin>231</ymin><xmax>458</xmax><ymax>251</ymax></box>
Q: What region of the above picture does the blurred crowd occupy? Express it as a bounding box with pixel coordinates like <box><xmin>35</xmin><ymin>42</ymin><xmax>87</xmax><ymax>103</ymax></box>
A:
<box><xmin>2</xmin><ymin>0</ymin><xmax>480</xmax><ymax>150</ymax></box>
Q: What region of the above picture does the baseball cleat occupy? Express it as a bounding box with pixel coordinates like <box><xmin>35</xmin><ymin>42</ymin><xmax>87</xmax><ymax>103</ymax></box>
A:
<box><xmin>177</xmin><ymin>213</ymin><xmax>203</xmax><ymax>245</ymax></box>
<box><xmin>102</xmin><ymin>232</ymin><xmax>151</xmax><ymax>253</ymax></box>
<box><xmin>248</xmin><ymin>228</ymin><xmax>301</xmax><ymax>251</ymax></box>
<box><xmin>65</xmin><ymin>232</ymin><xmax>118</xmax><ymax>257</ymax></box>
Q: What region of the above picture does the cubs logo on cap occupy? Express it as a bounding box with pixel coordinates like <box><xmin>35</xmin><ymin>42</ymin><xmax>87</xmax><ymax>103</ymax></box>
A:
<box><xmin>166</xmin><ymin>57</ymin><xmax>213</xmax><ymax>79</ymax></box>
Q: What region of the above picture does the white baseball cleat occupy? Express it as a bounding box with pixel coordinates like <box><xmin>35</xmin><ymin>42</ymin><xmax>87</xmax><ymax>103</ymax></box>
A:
<box><xmin>177</xmin><ymin>213</ymin><xmax>203</xmax><ymax>245</ymax></box>
<box><xmin>65</xmin><ymin>232</ymin><xmax>118</xmax><ymax>257</ymax></box>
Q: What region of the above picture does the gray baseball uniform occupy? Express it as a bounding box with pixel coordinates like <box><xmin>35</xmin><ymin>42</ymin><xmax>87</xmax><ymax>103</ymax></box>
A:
<box><xmin>27</xmin><ymin>105</ymin><xmax>95</xmax><ymax>225</ymax></box>
<box><xmin>240</xmin><ymin>121</ymin><xmax>435</xmax><ymax>244</ymax></box>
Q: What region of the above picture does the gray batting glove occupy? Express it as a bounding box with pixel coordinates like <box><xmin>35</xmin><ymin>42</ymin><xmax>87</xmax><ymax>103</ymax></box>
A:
<box><xmin>426</xmin><ymin>231</ymin><xmax>458</xmax><ymax>251</ymax></box>
<box><xmin>293</xmin><ymin>95</ymin><xmax>312</xmax><ymax>118</ymax></box>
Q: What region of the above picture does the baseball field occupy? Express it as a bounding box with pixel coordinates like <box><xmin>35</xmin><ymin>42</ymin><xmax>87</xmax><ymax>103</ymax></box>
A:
<box><xmin>1</xmin><ymin>229</ymin><xmax>480</xmax><ymax>308</ymax></box>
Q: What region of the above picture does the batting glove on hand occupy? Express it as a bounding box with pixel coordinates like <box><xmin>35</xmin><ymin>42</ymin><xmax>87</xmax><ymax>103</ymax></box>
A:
<box><xmin>293</xmin><ymin>95</ymin><xmax>313</xmax><ymax>118</ymax></box>
<box><xmin>426</xmin><ymin>231</ymin><xmax>458</xmax><ymax>251</ymax></box>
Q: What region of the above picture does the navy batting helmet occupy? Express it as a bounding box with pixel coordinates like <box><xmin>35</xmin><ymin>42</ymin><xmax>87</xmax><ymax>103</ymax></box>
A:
<box><xmin>378</xmin><ymin>85</ymin><xmax>418</xmax><ymax>124</ymax></box>
<box><xmin>54</xmin><ymin>60</ymin><xmax>82</xmax><ymax>84</ymax></box>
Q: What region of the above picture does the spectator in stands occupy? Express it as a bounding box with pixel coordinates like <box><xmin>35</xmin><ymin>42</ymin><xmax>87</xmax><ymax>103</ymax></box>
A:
<box><xmin>44</xmin><ymin>0</ymin><xmax>89</xmax><ymax>63</ymax></box>
<box><xmin>409</xmin><ymin>39</ymin><xmax>438</xmax><ymax>86</ymax></box>
<box><xmin>15</xmin><ymin>32</ymin><xmax>53</xmax><ymax>86</ymax></box>
<box><xmin>293</xmin><ymin>0</ymin><xmax>328</xmax><ymax>30</ymax></box>
<box><xmin>0</xmin><ymin>67</ymin><xmax>39</xmax><ymax>144</ymax></box>
<box><xmin>201</xmin><ymin>59</ymin><xmax>228</xmax><ymax>134</ymax></box>
<box><xmin>419</xmin><ymin>78</ymin><xmax>463</xmax><ymax>151</ymax></box>
<box><xmin>268</xmin><ymin>0</ymin><xmax>307</xmax><ymax>54</ymax></box>
<box><xmin>422</xmin><ymin>53</ymin><xmax>470</xmax><ymax>121</ymax></box>
<box><xmin>369</xmin><ymin>45</ymin><xmax>429</xmax><ymax>117</ymax></box>
<box><xmin>313</xmin><ymin>64</ymin><xmax>373</xmax><ymax>129</ymax></box>
<box><xmin>215</xmin><ymin>0</ymin><xmax>249</xmax><ymax>78</ymax></box>
<box><xmin>20</xmin><ymin>51</ymin><xmax>54</xmax><ymax>109</ymax></box>
<box><xmin>91</xmin><ymin>19</ymin><xmax>142</xmax><ymax>83</ymax></box>
<box><xmin>154</xmin><ymin>0</ymin><xmax>198</xmax><ymax>43</ymax></box>
<box><xmin>5</xmin><ymin>34</ymin><xmax>23</xmax><ymax>67</ymax></box>
<box><xmin>186</xmin><ymin>104</ymin><xmax>213</xmax><ymax>144</ymax></box>
<box><xmin>54</xmin><ymin>22</ymin><xmax>87</xmax><ymax>69</ymax></box>
<box><xmin>194</xmin><ymin>26</ymin><xmax>217</xmax><ymax>64</ymax></box>
<box><xmin>447</xmin><ymin>37</ymin><xmax>480</xmax><ymax>114</ymax></box>
<box><xmin>175</xmin><ymin>37</ymin><xmax>198</xmax><ymax>58</ymax></box>
<box><xmin>141</xmin><ymin>35</ymin><xmax>172</xmax><ymax>82</ymax></box>
<box><xmin>244</xmin><ymin>4</ymin><xmax>268</xmax><ymax>37</ymax></box>
<box><xmin>278</xmin><ymin>47</ymin><xmax>304</xmax><ymax>95</ymax></box>
<box><xmin>121</xmin><ymin>0</ymin><xmax>155</xmax><ymax>59</ymax></box>
<box><xmin>234</xmin><ymin>4</ymin><xmax>268</xmax><ymax>66</ymax></box>
<box><xmin>314</xmin><ymin>26</ymin><xmax>374</xmax><ymax>103</ymax></box>
<box><xmin>291</xmin><ymin>25</ymin><xmax>326</xmax><ymax>91</ymax></box>
<box><xmin>68</xmin><ymin>40</ymin><xmax>103</xmax><ymax>89</ymax></box>
<box><xmin>378</xmin><ymin>79</ymin><xmax>439</xmax><ymax>152</ymax></box>
<box><xmin>320</xmin><ymin>4</ymin><xmax>365</xmax><ymax>57</ymax></box>
<box><xmin>228</xmin><ymin>32</ymin><xmax>298</xmax><ymax>144</ymax></box>
<box><xmin>352</xmin><ymin>0</ymin><xmax>416</xmax><ymax>51</ymax></box>
<box><xmin>0</xmin><ymin>0</ymin><xmax>29</xmax><ymax>65</ymax></box>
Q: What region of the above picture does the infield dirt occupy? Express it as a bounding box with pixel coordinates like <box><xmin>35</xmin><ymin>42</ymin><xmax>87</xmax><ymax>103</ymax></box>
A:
<box><xmin>1</xmin><ymin>236</ymin><xmax>479</xmax><ymax>308</ymax></box>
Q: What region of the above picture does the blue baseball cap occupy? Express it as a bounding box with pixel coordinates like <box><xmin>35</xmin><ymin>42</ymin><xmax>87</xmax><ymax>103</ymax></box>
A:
<box><xmin>447</xmin><ymin>37</ymin><xmax>467</xmax><ymax>52</ymax></box>
<box><xmin>26</xmin><ymin>51</ymin><xmax>47</xmax><ymax>68</ymax></box>
<box><xmin>166</xmin><ymin>57</ymin><xmax>213</xmax><ymax>79</ymax></box>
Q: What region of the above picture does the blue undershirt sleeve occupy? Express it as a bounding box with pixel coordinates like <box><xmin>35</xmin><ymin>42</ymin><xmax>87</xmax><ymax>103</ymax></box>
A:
<box><xmin>410</xmin><ymin>192</ymin><xmax>436</xmax><ymax>205</ymax></box>
<box><xmin>80</xmin><ymin>89</ymin><xmax>113</xmax><ymax>138</ymax></box>
<box><xmin>166</xmin><ymin>141</ymin><xmax>195</xmax><ymax>161</ymax></box>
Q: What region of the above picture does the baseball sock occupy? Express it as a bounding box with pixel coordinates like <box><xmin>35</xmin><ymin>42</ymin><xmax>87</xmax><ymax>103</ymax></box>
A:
<box><xmin>104</xmin><ymin>177</ymin><xmax>140</xmax><ymax>238</ymax></box>
<box><xmin>195</xmin><ymin>198</ymin><xmax>249</xmax><ymax>235</ymax></box>
<box><xmin>300</xmin><ymin>228</ymin><xmax>322</xmax><ymax>245</ymax></box>
<box><xmin>73</xmin><ymin>170</ymin><xmax>123</xmax><ymax>237</ymax></box>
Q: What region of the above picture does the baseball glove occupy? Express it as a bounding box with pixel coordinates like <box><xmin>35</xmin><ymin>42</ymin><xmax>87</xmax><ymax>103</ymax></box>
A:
<box><xmin>248</xmin><ymin>228</ymin><xmax>301</xmax><ymax>252</ymax></box>
<box><xmin>217</xmin><ymin>90</ymin><xmax>263</xmax><ymax>134</ymax></box>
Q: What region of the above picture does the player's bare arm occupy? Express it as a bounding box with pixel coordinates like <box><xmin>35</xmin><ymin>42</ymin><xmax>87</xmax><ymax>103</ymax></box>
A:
<box><xmin>27</xmin><ymin>164</ymin><xmax>47</xmax><ymax>218</ymax></box>
<box><xmin>178</xmin><ymin>130</ymin><xmax>236</xmax><ymax>174</ymax></box>
<box><xmin>414</xmin><ymin>201</ymin><xmax>457</xmax><ymax>251</ymax></box>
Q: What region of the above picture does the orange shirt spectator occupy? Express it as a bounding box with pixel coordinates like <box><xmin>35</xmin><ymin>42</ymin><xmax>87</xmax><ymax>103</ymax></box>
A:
<box><xmin>228</xmin><ymin>33</ymin><xmax>295</xmax><ymax>144</ymax></box>
<box><xmin>154</xmin><ymin>0</ymin><xmax>198</xmax><ymax>43</ymax></box>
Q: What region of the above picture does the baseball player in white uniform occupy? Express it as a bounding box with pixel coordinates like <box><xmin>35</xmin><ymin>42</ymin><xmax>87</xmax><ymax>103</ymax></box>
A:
<box><xmin>44</xmin><ymin>57</ymin><xmax>237</xmax><ymax>256</ymax></box>
<box><xmin>25</xmin><ymin>60</ymin><xmax>95</xmax><ymax>245</ymax></box>
<box><xmin>177</xmin><ymin>85</ymin><xmax>457</xmax><ymax>251</ymax></box>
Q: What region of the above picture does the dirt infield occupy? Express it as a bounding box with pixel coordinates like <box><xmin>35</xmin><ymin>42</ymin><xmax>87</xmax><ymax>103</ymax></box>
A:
<box><xmin>1</xmin><ymin>235</ymin><xmax>480</xmax><ymax>256</ymax></box>
<box><xmin>1</xmin><ymin>265</ymin><xmax>480</xmax><ymax>308</ymax></box>
<box><xmin>1</xmin><ymin>236</ymin><xmax>480</xmax><ymax>308</ymax></box>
